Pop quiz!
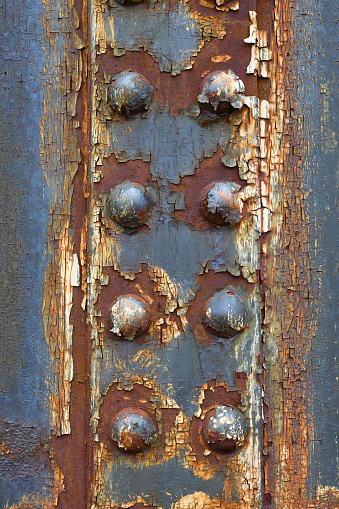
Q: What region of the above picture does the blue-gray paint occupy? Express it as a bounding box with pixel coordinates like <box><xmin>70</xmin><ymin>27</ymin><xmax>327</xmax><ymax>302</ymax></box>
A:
<box><xmin>0</xmin><ymin>0</ymin><xmax>51</xmax><ymax>506</ymax></box>
<box><xmin>104</xmin><ymin>218</ymin><xmax>241</xmax><ymax>305</ymax></box>
<box><xmin>292</xmin><ymin>0</ymin><xmax>339</xmax><ymax>496</ymax></box>
<box><xmin>98</xmin><ymin>455</ymin><xmax>227</xmax><ymax>508</ymax></box>
<box><xmin>102</xmin><ymin>104</ymin><xmax>234</xmax><ymax>184</ymax></box>
<box><xmin>103</xmin><ymin>0</ymin><xmax>225</xmax><ymax>75</ymax></box>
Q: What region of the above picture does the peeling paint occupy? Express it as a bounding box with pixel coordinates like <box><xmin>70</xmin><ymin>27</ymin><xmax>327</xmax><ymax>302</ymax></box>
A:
<box><xmin>3</xmin><ymin>0</ymin><xmax>337</xmax><ymax>506</ymax></box>
<box><xmin>88</xmin><ymin>24</ymin><xmax>262</xmax><ymax>495</ymax></box>
<box><xmin>94</xmin><ymin>0</ymin><xmax>226</xmax><ymax>75</ymax></box>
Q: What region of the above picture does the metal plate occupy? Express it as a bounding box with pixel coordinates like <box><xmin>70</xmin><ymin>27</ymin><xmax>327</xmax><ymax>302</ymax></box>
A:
<box><xmin>88</xmin><ymin>1</ymin><xmax>263</xmax><ymax>507</ymax></box>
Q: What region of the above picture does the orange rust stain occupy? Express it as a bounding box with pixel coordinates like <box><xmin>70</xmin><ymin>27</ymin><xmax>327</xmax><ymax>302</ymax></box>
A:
<box><xmin>211</xmin><ymin>55</ymin><xmax>231</xmax><ymax>63</ymax></box>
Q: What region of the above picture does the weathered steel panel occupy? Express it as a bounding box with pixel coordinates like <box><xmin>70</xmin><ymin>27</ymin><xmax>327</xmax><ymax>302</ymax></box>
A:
<box><xmin>88</xmin><ymin>1</ymin><xmax>266</xmax><ymax>508</ymax></box>
<box><xmin>291</xmin><ymin>0</ymin><xmax>339</xmax><ymax>503</ymax></box>
<box><xmin>0</xmin><ymin>0</ymin><xmax>338</xmax><ymax>507</ymax></box>
<box><xmin>0</xmin><ymin>0</ymin><xmax>82</xmax><ymax>506</ymax></box>
<box><xmin>0</xmin><ymin>0</ymin><xmax>53</xmax><ymax>506</ymax></box>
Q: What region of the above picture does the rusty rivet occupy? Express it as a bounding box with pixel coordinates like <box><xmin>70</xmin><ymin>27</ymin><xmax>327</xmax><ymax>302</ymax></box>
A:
<box><xmin>111</xmin><ymin>409</ymin><xmax>157</xmax><ymax>453</ymax></box>
<box><xmin>203</xmin><ymin>289</ymin><xmax>249</xmax><ymax>338</ymax></box>
<box><xmin>198</xmin><ymin>70</ymin><xmax>245</xmax><ymax>121</ymax></box>
<box><xmin>108</xmin><ymin>71</ymin><xmax>153</xmax><ymax>116</ymax></box>
<box><xmin>110</xmin><ymin>295</ymin><xmax>150</xmax><ymax>340</ymax></box>
<box><xmin>114</xmin><ymin>0</ymin><xmax>143</xmax><ymax>5</ymax></box>
<box><xmin>203</xmin><ymin>405</ymin><xmax>248</xmax><ymax>453</ymax></box>
<box><xmin>108</xmin><ymin>181</ymin><xmax>158</xmax><ymax>228</ymax></box>
<box><xmin>200</xmin><ymin>181</ymin><xmax>242</xmax><ymax>226</ymax></box>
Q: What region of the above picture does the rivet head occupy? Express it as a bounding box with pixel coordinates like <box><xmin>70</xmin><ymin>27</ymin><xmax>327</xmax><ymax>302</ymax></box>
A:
<box><xmin>198</xmin><ymin>70</ymin><xmax>245</xmax><ymax>121</ymax></box>
<box><xmin>111</xmin><ymin>410</ymin><xmax>157</xmax><ymax>453</ymax></box>
<box><xmin>203</xmin><ymin>289</ymin><xmax>249</xmax><ymax>338</ymax></box>
<box><xmin>203</xmin><ymin>405</ymin><xmax>248</xmax><ymax>453</ymax></box>
<box><xmin>108</xmin><ymin>181</ymin><xmax>157</xmax><ymax>228</ymax></box>
<box><xmin>108</xmin><ymin>71</ymin><xmax>153</xmax><ymax>116</ymax></box>
<box><xmin>110</xmin><ymin>295</ymin><xmax>150</xmax><ymax>340</ymax></box>
<box><xmin>115</xmin><ymin>0</ymin><xmax>143</xmax><ymax>5</ymax></box>
<box><xmin>200</xmin><ymin>181</ymin><xmax>242</xmax><ymax>226</ymax></box>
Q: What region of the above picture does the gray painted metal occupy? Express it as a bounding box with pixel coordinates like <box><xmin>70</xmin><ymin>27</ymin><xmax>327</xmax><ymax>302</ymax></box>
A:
<box><xmin>293</xmin><ymin>0</ymin><xmax>339</xmax><ymax>495</ymax></box>
<box><xmin>0</xmin><ymin>0</ymin><xmax>51</xmax><ymax>506</ymax></box>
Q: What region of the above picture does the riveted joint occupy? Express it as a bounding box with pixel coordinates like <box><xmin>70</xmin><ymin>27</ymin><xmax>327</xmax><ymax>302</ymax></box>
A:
<box><xmin>109</xmin><ymin>295</ymin><xmax>151</xmax><ymax>340</ymax></box>
<box><xmin>203</xmin><ymin>405</ymin><xmax>249</xmax><ymax>453</ymax></box>
<box><xmin>111</xmin><ymin>410</ymin><xmax>157</xmax><ymax>453</ymax></box>
<box><xmin>198</xmin><ymin>70</ymin><xmax>245</xmax><ymax>122</ymax></box>
<box><xmin>108</xmin><ymin>71</ymin><xmax>153</xmax><ymax>116</ymax></box>
<box><xmin>203</xmin><ymin>289</ymin><xmax>249</xmax><ymax>338</ymax></box>
<box><xmin>108</xmin><ymin>181</ymin><xmax>158</xmax><ymax>228</ymax></box>
<box><xmin>200</xmin><ymin>181</ymin><xmax>242</xmax><ymax>226</ymax></box>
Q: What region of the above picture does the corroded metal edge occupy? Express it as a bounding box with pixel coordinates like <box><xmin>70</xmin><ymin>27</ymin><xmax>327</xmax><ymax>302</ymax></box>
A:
<box><xmin>262</xmin><ymin>1</ymin><xmax>310</xmax><ymax>506</ymax></box>
<box><xmin>261</xmin><ymin>1</ymin><xmax>339</xmax><ymax>508</ymax></box>
<box><xmin>4</xmin><ymin>0</ymin><xmax>84</xmax><ymax>506</ymax></box>
<box><xmin>41</xmin><ymin>0</ymin><xmax>83</xmax><ymax>438</ymax></box>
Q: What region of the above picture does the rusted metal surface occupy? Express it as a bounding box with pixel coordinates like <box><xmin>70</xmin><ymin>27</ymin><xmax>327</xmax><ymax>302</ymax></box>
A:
<box><xmin>0</xmin><ymin>0</ymin><xmax>338</xmax><ymax>507</ymax></box>
<box><xmin>108</xmin><ymin>71</ymin><xmax>154</xmax><ymax>116</ymax></box>
<box><xmin>88</xmin><ymin>0</ymin><xmax>262</xmax><ymax>507</ymax></box>
<box><xmin>107</xmin><ymin>181</ymin><xmax>158</xmax><ymax>228</ymax></box>
<box><xmin>109</xmin><ymin>295</ymin><xmax>151</xmax><ymax>339</ymax></box>
<box><xmin>198</xmin><ymin>70</ymin><xmax>245</xmax><ymax>122</ymax></box>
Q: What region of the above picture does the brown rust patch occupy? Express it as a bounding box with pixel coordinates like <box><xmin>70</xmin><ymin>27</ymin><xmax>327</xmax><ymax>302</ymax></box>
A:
<box><xmin>189</xmin><ymin>383</ymin><xmax>243</xmax><ymax>466</ymax></box>
<box><xmin>94</xmin><ymin>33</ymin><xmax>256</xmax><ymax>115</ymax></box>
<box><xmin>182</xmin><ymin>378</ymin><xmax>260</xmax><ymax>501</ymax></box>
<box><xmin>40</xmin><ymin>0</ymin><xmax>89</xmax><ymax>507</ymax></box>
<box><xmin>93</xmin><ymin>154</ymin><xmax>152</xmax><ymax>195</ymax></box>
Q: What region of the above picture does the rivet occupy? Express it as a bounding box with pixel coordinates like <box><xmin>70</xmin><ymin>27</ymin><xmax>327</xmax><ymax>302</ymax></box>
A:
<box><xmin>203</xmin><ymin>289</ymin><xmax>249</xmax><ymax>338</ymax></box>
<box><xmin>108</xmin><ymin>71</ymin><xmax>153</xmax><ymax>116</ymax></box>
<box><xmin>203</xmin><ymin>405</ymin><xmax>248</xmax><ymax>453</ymax></box>
<box><xmin>111</xmin><ymin>410</ymin><xmax>157</xmax><ymax>453</ymax></box>
<box><xmin>198</xmin><ymin>70</ymin><xmax>245</xmax><ymax>121</ymax></box>
<box><xmin>108</xmin><ymin>181</ymin><xmax>157</xmax><ymax>228</ymax></box>
<box><xmin>115</xmin><ymin>0</ymin><xmax>143</xmax><ymax>5</ymax></box>
<box><xmin>110</xmin><ymin>295</ymin><xmax>150</xmax><ymax>340</ymax></box>
<box><xmin>200</xmin><ymin>181</ymin><xmax>242</xmax><ymax>226</ymax></box>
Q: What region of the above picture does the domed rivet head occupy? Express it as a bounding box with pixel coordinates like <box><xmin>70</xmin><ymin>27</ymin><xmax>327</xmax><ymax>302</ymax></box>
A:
<box><xmin>198</xmin><ymin>70</ymin><xmax>245</xmax><ymax>121</ymax></box>
<box><xmin>111</xmin><ymin>410</ymin><xmax>157</xmax><ymax>453</ymax></box>
<box><xmin>114</xmin><ymin>0</ymin><xmax>143</xmax><ymax>5</ymax></box>
<box><xmin>203</xmin><ymin>405</ymin><xmax>248</xmax><ymax>453</ymax></box>
<box><xmin>108</xmin><ymin>71</ymin><xmax>153</xmax><ymax>116</ymax></box>
<box><xmin>203</xmin><ymin>289</ymin><xmax>249</xmax><ymax>338</ymax></box>
<box><xmin>108</xmin><ymin>181</ymin><xmax>157</xmax><ymax>228</ymax></box>
<box><xmin>200</xmin><ymin>181</ymin><xmax>242</xmax><ymax>226</ymax></box>
<box><xmin>110</xmin><ymin>295</ymin><xmax>150</xmax><ymax>340</ymax></box>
